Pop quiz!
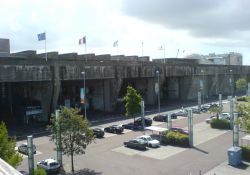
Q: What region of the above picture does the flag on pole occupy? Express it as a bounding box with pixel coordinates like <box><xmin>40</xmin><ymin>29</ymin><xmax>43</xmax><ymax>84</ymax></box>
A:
<box><xmin>37</xmin><ymin>32</ymin><xmax>47</xmax><ymax>61</ymax></box>
<box><xmin>113</xmin><ymin>40</ymin><xmax>118</xmax><ymax>47</ymax></box>
<box><xmin>79</xmin><ymin>36</ymin><xmax>86</xmax><ymax>45</ymax></box>
<box><xmin>37</xmin><ymin>32</ymin><xmax>46</xmax><ymax>41</ymax></box>
<box><xmin>159</xmin><ymin>45</ymin><xmax>164</xmax><ymax>50</ymax></box>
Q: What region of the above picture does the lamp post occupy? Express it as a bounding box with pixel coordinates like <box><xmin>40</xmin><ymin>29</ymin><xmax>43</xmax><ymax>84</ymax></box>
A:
<box><xmin>229</xmin><ymin>69</ymin><xmax>233</xmax><ymax>97</ymax></box>
<box><xmin>201</xmin><ymin>69</ymin><xmax>205</xmax><ymax>105</ymax></box>
<box><xmin>81</xmin><ymin>71</ymin><xmax>87</xmax><ymax>120</ymax></box>
<box><xmin>156</xmin><ymin>70</ymin><xmax>161</xmax><ymax>116</ymax></box>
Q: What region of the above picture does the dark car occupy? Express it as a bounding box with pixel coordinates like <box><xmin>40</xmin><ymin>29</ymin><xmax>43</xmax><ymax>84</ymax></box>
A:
<box><xmin>18</xmin><ymin>143</ymin><xmax>36</xmax><ymax>155</ymax></box>
<box><xmin>19</xmin><ymin>171</ymin><xmax>29</xmax><ymax>175</ymax></box>
<box><xmin>134</xmin><ymin>117</ymin><xmax>152</xmax><ymax>126</ymax></box>
<box><xmin>124</xmin><ymin>138</ymin><xmax>147</xmax><ymax>150</ymax></box>
<box><xmin>104</xmin><ymin>125</ymin><xmax>124</xmax><ymax>134</ymax></box>
<box><xmin>92</xmin><ymin>128</ymin><xmax>105</xmax><ymax>138</ymax></box>
<box><xmin>153</xmin><ymin>114</ymin><xmax>177</xmax><ymax>122</ymax></box>
<box><xmin>171</xmin><ymin>127</ymin><xmax>189</xmax><ymax>135</ymax></box>
<box><xmin>122</xmin><ymin>122</ymin><xmax>143</xmax><ymax>130</ymax></box>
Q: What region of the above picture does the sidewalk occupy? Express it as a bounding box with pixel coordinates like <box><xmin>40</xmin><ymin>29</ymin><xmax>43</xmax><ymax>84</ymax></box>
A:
<box><xmin>204</xmin><ymin>161</ymin><xmax>250</xmax><ymax>175</ymax></box>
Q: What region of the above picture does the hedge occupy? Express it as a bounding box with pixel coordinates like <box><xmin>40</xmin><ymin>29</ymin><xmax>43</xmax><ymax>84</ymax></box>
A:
<box><xmin>237</xmin><ymin>96</ymin><xmax>250</xmax><ymax>102</ymax></box>
<box><xmin>162</xmin><ymin>131</ymin><xmax>189</xmax><ymax>147</ymax></box>
<box><xmin>210</xmin><ymin>118</ymin><xmax>231</xmax><ymax>129</ymax></box>
<box><xmin>241</xmin><ymin>146</ymin><xmax>250</xmax><ymax>162</ymax></box>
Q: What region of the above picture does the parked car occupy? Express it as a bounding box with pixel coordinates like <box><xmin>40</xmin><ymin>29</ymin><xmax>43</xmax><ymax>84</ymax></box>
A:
<box><xmin>104</xmin><ymin>125</ymin><xmax>124</xmax><ymax>134</ymax></box>
<box><xmin>170</xmin><ymin>127</ymin><xmax>189</xmax><ymax>135</ymax></box>
<box><xmin>174</xmin><ymin>109</ymin><xmax>188</xmax><ymax>117</ymax></box>
<box><xmin>153</xmin><ymin>113</ymin><xmax>177</xmax><ymax>122</ymax></box>
<box><xmin>37</xmin><ymin>158</ymin><xmax>60</xmax><ymax>173</ymax></box>
<box><xmin>18</xmin><ymin>143</ymin><xmax>36</xmax><ymax>155</ymax></box>
<box><xmin>122</xmin><ymin>122</ymin><xmax>143</xmax><ymax>130</ymax></box>
<box><xmin>137</xmin><ymin>135</ymin><xmax>160</xmax><ymax>148</ymax></box>
<box><xmin>191</xmin><ymin>107</ymin><xmax>200</xmax><ymax>114</ymax></box>
<box><xmin>92</xmin><ymin>128</ymin><xmax>105</xmax><ymax>138</ymax></box>
<box><xmin>134</xmin><ymin>117</ymin><xmax>152</xmax><ymax>126</ymax></box>
<box><xmin>124</xmin><ymin>138</ymin><xmax>147</xmax><ymax>150</ymax></box>
<box><xmin>206</xmin><ymin>113</ymin><xmax>231</xmax><ymax>123</ymax></box>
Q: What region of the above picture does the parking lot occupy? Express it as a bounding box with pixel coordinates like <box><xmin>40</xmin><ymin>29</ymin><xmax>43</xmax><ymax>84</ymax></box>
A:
<box><xmin>17</xmin><ymin>100</ymin><xmax>239</xmax><ymax>175</ymax></box>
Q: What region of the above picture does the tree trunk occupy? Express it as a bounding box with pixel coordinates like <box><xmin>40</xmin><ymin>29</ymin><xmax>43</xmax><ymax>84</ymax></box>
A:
<box><xmin>133</xmin><ymin>115</ymin><xmax>135</xmax><ymax>125</ymax></box>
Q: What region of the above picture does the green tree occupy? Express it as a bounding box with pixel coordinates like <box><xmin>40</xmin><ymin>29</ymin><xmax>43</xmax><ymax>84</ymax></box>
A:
<box><xmin>208</xmin><ymin>105</ymin><xmax>222</xmax><ymax>119</ymax></box>
<box><xmin>236</xmin><ymin>78</ymin><xmax>247</xmax><ymax>91</ymax></box>
<box><xmin>49</xmin><ymin>107</ymin><xmax>94</xmax><ymax>173</ymax></box>
<box><xmin>237</xmin><ymin>103</ymin><xmax>250</xmax><ymax>133</ymax></box>
<box><xmin>0</xmin><ymin>122</ymin><xmax>22</xmax><ymax>168</ymax></box>
<box><xmin>124</xmin><ymin>86</ymin><xmax>142</xmax><ymax>124</ymax></box>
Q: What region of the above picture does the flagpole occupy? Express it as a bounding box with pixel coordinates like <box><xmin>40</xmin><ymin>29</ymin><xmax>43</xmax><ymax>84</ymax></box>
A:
<box><xmin>85</xmin><ymin>43</ymin><xmax>87</xmax><ymax>54</ymax></box>
<box><xmin>116</xmin><ymin>44</ymin><xmax>119</xmax><ymax>54</ymax></box>
<box><xmin>45</xmin><ymin>31</ymin><xmax>47</xmax><ymax>61</ymax></box>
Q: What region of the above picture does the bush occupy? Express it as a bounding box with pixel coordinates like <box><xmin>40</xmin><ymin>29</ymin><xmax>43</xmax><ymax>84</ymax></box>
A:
<box><xmin>162</xmin><ymin>131</ymin><xmax>189</xmax><ymax>147</ymax></box>
<box><xmin>237</xmin><ymin>96</ymin><xmax>250</xmax><ymax>102</ymax></box>
<box><xmin>33</xmin><ymin>168</ymin><xmax>47</xmax><ymax>175</ymax></box>
<box><xmin>241</xmin><ymin>146</ymin><xmax>250</xmax><ymax>162</ymax></box>
<box><xmin>210</xmin><ymin>118</ymin><xmax>230</xmax><ymax>129</ymax></box>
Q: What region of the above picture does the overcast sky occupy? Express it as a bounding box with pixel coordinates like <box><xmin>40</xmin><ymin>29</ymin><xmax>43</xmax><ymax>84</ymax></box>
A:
<box><xmin>1</xmin><ymin>0</ymin><xmax>250</xmax><ymax>65</ymax></box>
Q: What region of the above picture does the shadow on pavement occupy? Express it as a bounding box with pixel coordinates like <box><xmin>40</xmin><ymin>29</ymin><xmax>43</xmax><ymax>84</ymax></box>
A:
<box><xmin>231</xmin><ymin>161</ymin><xmax>249</xmax><ymax>170</ymax></box>
<box><xmin>60</xmin><ymin>168</ymin><xmax>102</xmax><ymax>175</ymax></box>
<box><xmin>192</xmin><ymin>146</ymin><xmax>209</xmax><ymax>154</ymax></box>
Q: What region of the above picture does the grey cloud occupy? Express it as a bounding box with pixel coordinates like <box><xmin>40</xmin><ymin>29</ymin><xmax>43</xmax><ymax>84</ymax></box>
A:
<box><xmin>122</xmin><ymin>0</ymin><xmax>250</xmax><ymax>38</ymax></box>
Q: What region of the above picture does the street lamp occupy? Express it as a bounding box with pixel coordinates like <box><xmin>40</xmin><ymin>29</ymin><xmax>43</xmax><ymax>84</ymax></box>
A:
<box><xmin>229</xmin><ymin>69</ymin><xmax>233</xmax><ymax>96</ymax></box>
<box><xmin>201</xmin><ymin>69</ymin><xmax>205</xmax><ymax>105</ymax></box>
<box><xmin>81</xmin><ymin>71</ymin><xmax>87</xmax><ymax>120</ymax></box>
<box><xmin>156</xmin><ymin>70</ymin><xmax>161</xmax><ymax>116</ymax></box>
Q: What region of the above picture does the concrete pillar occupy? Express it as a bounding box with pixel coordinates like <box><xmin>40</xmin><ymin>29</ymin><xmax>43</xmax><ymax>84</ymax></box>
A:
<box><xmin>56</xmin><ymin>110</ymin><xmax>63</xmax><ymax>166</ymax></box>
<box><xmin>27</xmin><ymin>135</ymin><xmax>34</xmax><ymax>175</ymax></box>
<box><xmin>233</xmin><ymin>113</ymin><xmax>239</xmax><ymax>147</ymax></box>
<box><xmin>229</xmin><ymin>96</ymin><xmax>234</xmax><ymax>129</ymax></box>
<box><xmin>167</xmin><ymin>113</ymin><xmax>172</xmax><ymax>129</ymax></box>
<box><xmin>40</xmin><ymin>82</ymin><xmax>53</xmax><ymax>122</ymax></box>
<box><xmin>198</xmin><ymin>91</ymin><xmax>201</xmax><ymax>112</ymax></box>
<box><xmin>188</xmin><ymin>109</ymin><xmax>193</xmax><ymax>147</ymax></box>
<box><xmin>50</xmin><ymin>65</ymin><xmax>61</xmax><ymax>115</ymax></box>
<box><xmin>141</xmin><ymin>101</ymin><xmax>145</xmax><ymax>129</ymax></box>
<box><xmin>103</xmin><ymin>80</ymin><xmax>112</xmax><ymax>111</ymax></box>
<box><xmin>110</xmin><ymin>78</ymin><xmax>123</xmax><ymax>111</ymax></box>
<box><xmin>146</xmin><ymin>78</ymin><xmax>156</xmax><ymax>105</ymax></box>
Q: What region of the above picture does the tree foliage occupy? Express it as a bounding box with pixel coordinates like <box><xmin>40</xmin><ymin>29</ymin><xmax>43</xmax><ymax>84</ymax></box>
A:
<box><xmin>124</xmin><ymin>86</ymin><xmax>142</xmax><ymax>122</ymax></box>
<box><xmin>236</xmin><ymin>78</ymin><xmax>247</xmax><ymax>91</ymax></box>
<box><xmin>208</xmin><ymin>105</ymin><xmax>222</xmax><ymax>119</ymax></box>
<box><xmin>0</xmin><ymin>122</ymin><xmax>22</xmax><ymax>168</ymax></box>
<box><xmin>237</xmin><ymin>103</ymin><xmax>250</xmax><ymax>133</ymax></box>
<box><xmin>49</xmin><ymin>107</ymin><xmax>94</xmax><ymax>173</ymax></box>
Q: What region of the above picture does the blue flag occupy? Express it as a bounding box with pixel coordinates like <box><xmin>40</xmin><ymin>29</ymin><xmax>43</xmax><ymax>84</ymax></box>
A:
<box><xmin>37</xmin><ymin>32</ymin><xmax>46</xmax><ymax>41</ymax></box>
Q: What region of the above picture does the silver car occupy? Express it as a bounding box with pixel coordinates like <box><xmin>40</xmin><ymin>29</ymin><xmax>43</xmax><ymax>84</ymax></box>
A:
<box><xmin>37</xmin><ymin>158</ymin><xmax>60</xmax><ymax>173</ymax></box>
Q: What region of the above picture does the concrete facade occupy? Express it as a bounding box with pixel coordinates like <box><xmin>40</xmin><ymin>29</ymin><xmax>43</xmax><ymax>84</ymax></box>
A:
<box><xmin>0</xmin><ymin>51</ymin><xmax>250</xmax><ymax>123</ymax></box>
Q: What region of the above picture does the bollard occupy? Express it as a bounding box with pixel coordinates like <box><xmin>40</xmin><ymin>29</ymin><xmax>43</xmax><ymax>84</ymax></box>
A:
<box><xmin>167</xmin><ymin>113</ymin><xmax>172</xmax><ymax>129</ymax></box>
<box><xmin>56</xmin><ymin>110</ymin><xmax>63</xmax><ymax>166</ymax></box>
<box><xmin>141</xmin><ymin>101</ymin><xmax>145</xmax><ymax>129</ymax></box>
<box><xmin>188</xmin><ymin>109</ymin><xmax>193</xmax><ymax>147</ymax></box>
<box><xmin>27</xmin><ymin>136</ymin><xmax>34</xmax><ymax>175</ymax></box>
